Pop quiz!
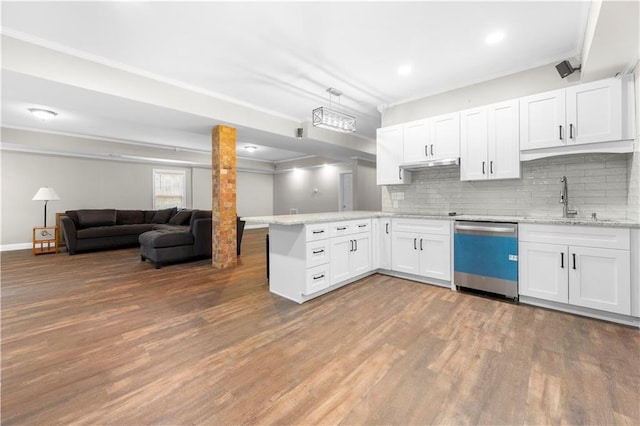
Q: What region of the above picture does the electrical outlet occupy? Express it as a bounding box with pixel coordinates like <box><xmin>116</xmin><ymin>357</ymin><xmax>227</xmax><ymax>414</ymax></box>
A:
<box><xmin>393</xmin><ymin>200</ymin><xmax>399</xmax><ymax>208</ymax></box>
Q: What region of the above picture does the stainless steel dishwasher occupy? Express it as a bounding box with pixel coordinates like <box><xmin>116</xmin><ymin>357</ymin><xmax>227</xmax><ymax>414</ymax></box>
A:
<box><xmin>454</xmin><ymin>221</ymin><xmax>518</xmax><ymax>299</ymax></box>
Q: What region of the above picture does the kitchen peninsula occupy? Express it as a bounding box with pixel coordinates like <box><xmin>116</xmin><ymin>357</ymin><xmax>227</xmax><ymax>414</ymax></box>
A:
<box><xmin>243</xmin><ymin>211</ymin><xmax>640</xmax><ymax>327</ymax></box>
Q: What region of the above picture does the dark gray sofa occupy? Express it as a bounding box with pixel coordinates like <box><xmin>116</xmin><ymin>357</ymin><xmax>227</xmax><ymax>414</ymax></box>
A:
<box><xmin>60</xmin><ymin>207</ymin><xmax>190</xmax><ymax>254</ymax></box>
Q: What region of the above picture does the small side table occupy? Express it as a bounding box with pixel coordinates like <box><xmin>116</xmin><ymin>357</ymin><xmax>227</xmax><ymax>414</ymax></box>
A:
<box><xmin>33</xmin><ymin>227</ymin><xmax>58</xmax><ymax>255</ymax></box>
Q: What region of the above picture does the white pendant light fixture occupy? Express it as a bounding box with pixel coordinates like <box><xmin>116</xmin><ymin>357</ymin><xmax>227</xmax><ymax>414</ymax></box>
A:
<box><xmin>312</xmin><ymin>88</ymin><xmax>356</xmax><ymax>133</ymax></box>
<box><xmin>28</xmin><ymin>108</ymin><xmax>58</xmax><ymax>120</ymax></box>
<box><xmin>243</xmin><ymin>145</ymin><xmax>258</xmax><ymax>153</ymax></box>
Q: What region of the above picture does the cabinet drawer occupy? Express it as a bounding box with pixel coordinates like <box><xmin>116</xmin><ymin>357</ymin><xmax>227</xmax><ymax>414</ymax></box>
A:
<box><xmin>392</xmin><ymin>218</ymin><xmax>450</xmax><ymax>235</ymax></box>
<box><xmin>329</xmin><ymin>219</ymin><xmax>371</xmax><ymax>237</ymax></box>
<box><xmin>305</xmin><ymin>264</ymin><xmax>331</xmax><ymax>296</ymax></box>
<box><xmin>306</xmin><ymin>240</ymin><xmax>330</xmax><ymax>268</ymax></box>
<box><xmin>519</xmin><ymin>224</ymin><xmax>629</xmax><ymax>250</ymax></box>
<box><xmin>305</xmin><ymin>223</ymin><xmax>329</xmax><ymax>241</ymax></box>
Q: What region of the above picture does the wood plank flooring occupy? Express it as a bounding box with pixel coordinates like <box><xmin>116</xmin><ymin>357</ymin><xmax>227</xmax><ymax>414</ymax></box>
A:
<box><xmin>2</xmin><ymin>228</ymin><xmax>639</xmax><ymax>424</ymax></box>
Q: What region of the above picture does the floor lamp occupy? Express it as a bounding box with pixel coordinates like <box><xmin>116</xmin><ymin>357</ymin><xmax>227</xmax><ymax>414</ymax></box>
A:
<box><xmin>32</xmin><ymin>187</ymin><xmax>60</xmax><ymax>227</ymax></box>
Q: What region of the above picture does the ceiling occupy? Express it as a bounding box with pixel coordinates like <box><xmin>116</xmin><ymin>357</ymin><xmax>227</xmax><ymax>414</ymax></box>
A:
<box><xmin>1</xmin><ymin>1</ymin><xmax>592</xmax><ymax>163</ymax></box>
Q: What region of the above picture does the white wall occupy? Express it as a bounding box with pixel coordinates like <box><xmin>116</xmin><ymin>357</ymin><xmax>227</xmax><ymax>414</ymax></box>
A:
<box><xmin>192</xmin><ymin>167</ymin><xmax>274</xmax><ymax>217</ymax></box>
<box><xmin>272</xmin><ymin>160</ymin><xmax>381</xmax><ymax>215</ymax></box>
<box><xmin>354</xmin><ymin>159</ymin><xmax>381</xmax><ymax>211</ymax></box>
<box><xmin>273</xmin><ymin>164</ymin><xmax>348</xmax><ymax>215</ymax></box>
<box><xmin>0</xmin><ymin>150</ymin><xmax>192</xmax><ymax>246</ymax></box>
<box><xmin>382</xmin><ymin>62</ymin><xmax>581</xmax><ymax>127</ymax></box>
<box><xmin>1</xmin><ymin>151</ymin><xmax>275</xmax><ymax>247</ymax></box>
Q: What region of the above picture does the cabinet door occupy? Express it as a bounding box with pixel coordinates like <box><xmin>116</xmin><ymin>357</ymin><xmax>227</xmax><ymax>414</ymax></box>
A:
<box><xmin>487</xmin><ymin>100</ymin><xmax>520</xmax><ymax>180</ymax></box>
<box><xmin>520</xmin><ymin>89</ymin><xmax>565</xmax><ymax>150</ymax></box>
<box><xmin>569</xmin><ymin>246</ymin><xmax>630</xmax><ymax>315</ymax></box>
<box><xmin>418</xmin><ymin>233</ymin><xmax>451</xmax><ymax>281</ymax></box>
<box><xmin>460</xmin><ymin>107</ymin><xmax>488</xmax><ymax>181</ymax></box>
<box><xmin>429</xmin><ymin>112</ymin><xmax>460</xmax><ymax>159</ymax></box>
<box><xmin>518</xmin><ymin>242</ymin><xmax>569</xmax><ymax>303</ymax></box>
<box><xmin>351</xmin><ymin>233</ymin><xmax>372</xmax><ymax>277</ymax></box>
<box><xmin>330</xmin><ymin>235</ymin><xmax>353</xmax><ymax>283</ymax></box>
<box><xmin>378</xmin><ymin>218</ymin><xmax>392</xmax><ymax>270</ymax></box>
<box><xmin>566</xmin><ymin>78</ymin><xmax>622</xmax><ymax>146</ymax></box>
<box><xmin>391</xmin><ymin>231</ymin><xmax>420</xmax><ymax>274</ymax></box>
<box><xmin>377</xmin><ymin>125</ymin><xmax>410</xmax><ymax>185</ymax></box>
<box><xmin>403</xmin><ymin>119</ymin><xmax>429</xmax><ymax>163</ymax></box>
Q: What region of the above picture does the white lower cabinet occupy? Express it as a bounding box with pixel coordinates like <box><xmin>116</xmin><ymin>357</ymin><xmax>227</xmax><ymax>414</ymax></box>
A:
<box><xmin>391</xmin><ymin>218</ymin><xmax>451</xmax><ymax>282</ymax></box>
<box><xmin>519</xmin><ymin>224</ymin><xmax>631</xmax><ymax>315</ymax></box>
<box><xmin>519</xmin><ymin>242</ymin><xmax>568</xmax><ymax>303</ymax></box>
<box><xmin>569</xmin><ymin>246</ymin><xmax>630</xmax><ymax>314</ymax></box>
<box><xmin>376</xmin><ymin>218</ymin><xmax>392</xmax><ymax>270</ymax></box>
<box><xmin>330</xmin><ymin>233</ymin><xmax>371</xmax><ymax>283</ymax></box>
<box><xmin>269</xmin><ymin>219</ymin><xmax>372</xmax><ymax>304</ymax></box>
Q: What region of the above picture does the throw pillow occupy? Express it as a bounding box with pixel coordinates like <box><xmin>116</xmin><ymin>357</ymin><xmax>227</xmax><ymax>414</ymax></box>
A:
<box><xmin>168</xmin><ymin>209</ymin><xmax>192</xmax><ymax>225</ymax></box>
<box><xmin>151</xmin><ymin>207</ymin><xmax>177</xmax><ymax>224</ymax></box>
<box><xmin>77</xmin><ymin>209</ymin><xmax>117</xmax><ymax>228</ymax></box>
<box><xmin>116</xmin><ymin>210</ymin><xmax>144</xmax><ymax>225</ymax></box>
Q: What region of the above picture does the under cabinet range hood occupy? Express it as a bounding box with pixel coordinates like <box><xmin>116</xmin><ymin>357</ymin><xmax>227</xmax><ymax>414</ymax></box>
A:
<box><xmin>400</xmin><ymin>158</ymin><xmax>459</xmax><ymax>171</ymax></box>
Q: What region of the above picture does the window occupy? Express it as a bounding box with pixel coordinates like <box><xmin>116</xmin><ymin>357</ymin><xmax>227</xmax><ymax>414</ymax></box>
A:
<box><xmin>153</xmin><ymin>169</ymin><xmax>186</xmax><ymax>209</ymax></box>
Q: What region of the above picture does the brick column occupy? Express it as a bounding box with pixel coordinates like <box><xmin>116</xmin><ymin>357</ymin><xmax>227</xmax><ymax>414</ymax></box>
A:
<box><xmin>211</xmin><ymin>125</ymin><xmax>237</xmax><ymax>269</ymax></box>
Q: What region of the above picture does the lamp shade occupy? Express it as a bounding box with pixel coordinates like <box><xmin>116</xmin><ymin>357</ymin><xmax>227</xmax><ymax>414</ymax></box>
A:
<box><xmin>32</xmin><ymin>187</ymin><xmax>60</xmax><ymax>201</ymax></box>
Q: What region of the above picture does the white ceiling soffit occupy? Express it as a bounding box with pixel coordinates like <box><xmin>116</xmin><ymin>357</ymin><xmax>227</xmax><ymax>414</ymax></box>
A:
<box><xmin>1</xmin><ymin>1</ymin><xmax>590</xmax><ymax>158</ymax></box>
<box><xmin>581</xmin><ymin>0</ymin><xmax>640</xmax><ymax>82</ymax></box>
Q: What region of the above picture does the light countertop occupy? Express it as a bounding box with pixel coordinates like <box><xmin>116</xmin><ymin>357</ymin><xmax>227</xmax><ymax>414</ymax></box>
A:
<box><xmin>242</xmin><ymin>211</ymin><xmax>640</xmax><ymax>228</ymax></box>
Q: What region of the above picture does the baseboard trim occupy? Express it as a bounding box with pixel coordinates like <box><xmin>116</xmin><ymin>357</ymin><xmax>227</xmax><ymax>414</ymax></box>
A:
<box><xmin>1</xmin><ymin>243</ymin><xmax>32</xmax><ymax>252</ymax></box>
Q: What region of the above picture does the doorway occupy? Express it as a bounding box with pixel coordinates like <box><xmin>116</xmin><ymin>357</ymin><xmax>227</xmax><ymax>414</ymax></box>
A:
<box><xmin>339</xmin><ymin>172</ymin><xmax>353</xmax><ymax>212</ymax></box>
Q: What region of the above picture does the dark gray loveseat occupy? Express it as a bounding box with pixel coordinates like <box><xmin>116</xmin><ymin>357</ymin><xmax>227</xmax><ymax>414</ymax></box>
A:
<box><xmin>60</xmin><ymin>208</ymin><xmax>192</xmax><ymax>254</ymax></box>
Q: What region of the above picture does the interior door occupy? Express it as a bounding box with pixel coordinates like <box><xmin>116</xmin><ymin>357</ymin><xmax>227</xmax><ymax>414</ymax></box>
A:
<box><xmin>339</xmin><ymin>172</ymin><xmax>353</xmax><ymax>212</ymax></box>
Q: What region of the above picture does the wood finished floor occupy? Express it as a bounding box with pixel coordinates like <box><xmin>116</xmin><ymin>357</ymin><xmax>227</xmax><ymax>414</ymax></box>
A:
<box><xmin>2</xmin><ymin>228</ymin><xmax>639</xmax><ymax>425</ymax></box>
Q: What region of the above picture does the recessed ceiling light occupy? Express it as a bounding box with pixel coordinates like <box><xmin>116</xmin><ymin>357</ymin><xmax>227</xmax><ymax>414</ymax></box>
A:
<box><xmin>397</xmin><ymin>65</ymin><xmax>412</xmax><ymax>76</ymax></box>
<box><xmin>28</xmin><ymin>108</ymin><xmax>58</xmax><ymax>120</ymax></box>
<box><xmin>244</xmin><ymin>145</ymin><xmax>258</xmax><ymax>153</ymax></box>
<box><xmin>485</xmin><ymin>31</ymin><xmax>505</xmax><ymax>45</ymax></box>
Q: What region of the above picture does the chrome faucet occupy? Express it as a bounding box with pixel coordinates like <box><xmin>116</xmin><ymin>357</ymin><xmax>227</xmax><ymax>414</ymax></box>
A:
<box><xmin>560</xmin><ymin>176</ymin><xmax>578</xmax><ymax>218</ymax></box>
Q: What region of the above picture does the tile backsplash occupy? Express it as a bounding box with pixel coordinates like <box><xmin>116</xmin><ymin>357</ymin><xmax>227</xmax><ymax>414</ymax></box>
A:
<box><xmin>382</xmin><ymin>153</ymin><xmax>633</xmax><ymax>220</ymax></box>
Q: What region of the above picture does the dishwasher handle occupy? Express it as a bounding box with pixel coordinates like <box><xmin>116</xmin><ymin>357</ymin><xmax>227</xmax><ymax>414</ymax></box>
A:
<box><xmin>455</xmin><ymin>224</ymin><xmax>516</xmax><ymax>233</ymax></box>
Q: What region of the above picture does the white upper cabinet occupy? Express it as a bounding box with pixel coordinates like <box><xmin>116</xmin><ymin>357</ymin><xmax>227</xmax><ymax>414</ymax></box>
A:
<box><xmin>520</xmin><ymin>78</ymin><xmax>629</xmax><ymax>159</ymax></box>
<box><xmin>565</xmin><ymin>79</ymin><xmax>622</xmax><ymax>145</ymax></box>
<box><xmin>376</xmin><ymin>125</ymin><xmax>411</xmax><ymax>185</ymax></box>
<box><xmin>429</xmin><ymin>112</ymin><xmax>460</xmax><ymax>160</ymax></box>
<box><xmin>519</xmin><ymin>89</ymin><xmax>565</xmax><ymax>150</ymax></box>
<box><xmin>487</xmin><ymin>100</ymin><xmax>520</xmax><ymax>180</ymax></box>
<box><xmin>460</xmin><ymin>107</ymin><xmax>488</xmax><ymax>181</ymax></box>
<box><xmin>403</xmin><ymin>119</ymin><xmax>429</xmax><ymax>163</ymax></box>
<box><xmin>403</xmin><ymin>113</ymin><xmax>460</xmax><ymax>164</ymax></box>
<box><xmin>460</xmin><ymin>100</ymin><xmax>519</xmax><ymax>181</ymax></box>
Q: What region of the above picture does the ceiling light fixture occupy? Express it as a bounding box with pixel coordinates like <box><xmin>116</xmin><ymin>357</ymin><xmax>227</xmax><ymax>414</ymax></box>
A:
<box><xmin>28</xmin><ymin>108</ymin><xmax>58</xmax><ymax>120</ymax></box>
<box><xmin>312</xmin><ymin>88</ymin><xmax>356</xmax><ymax>133</ymax></box>
<box><xmin>485</xmin><ymin>31</ymin><xmax>505</xmax><ymax>44</ymax></box>
<box><xmin>244</xmin><ymin>145</ymin><xmax>258</xmax><ymax>153</ymax></box>
<box><xmin>397</xmin><ymin>65</ymin><xmax>412</xmax><ymax>76</ymax></box>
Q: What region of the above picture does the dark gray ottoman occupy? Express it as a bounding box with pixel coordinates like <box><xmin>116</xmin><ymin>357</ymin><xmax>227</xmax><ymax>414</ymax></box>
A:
<box><xmin>139</xmin><ymin>220</ymin><xmax>211</xmax><ymax>269</ymax></box>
